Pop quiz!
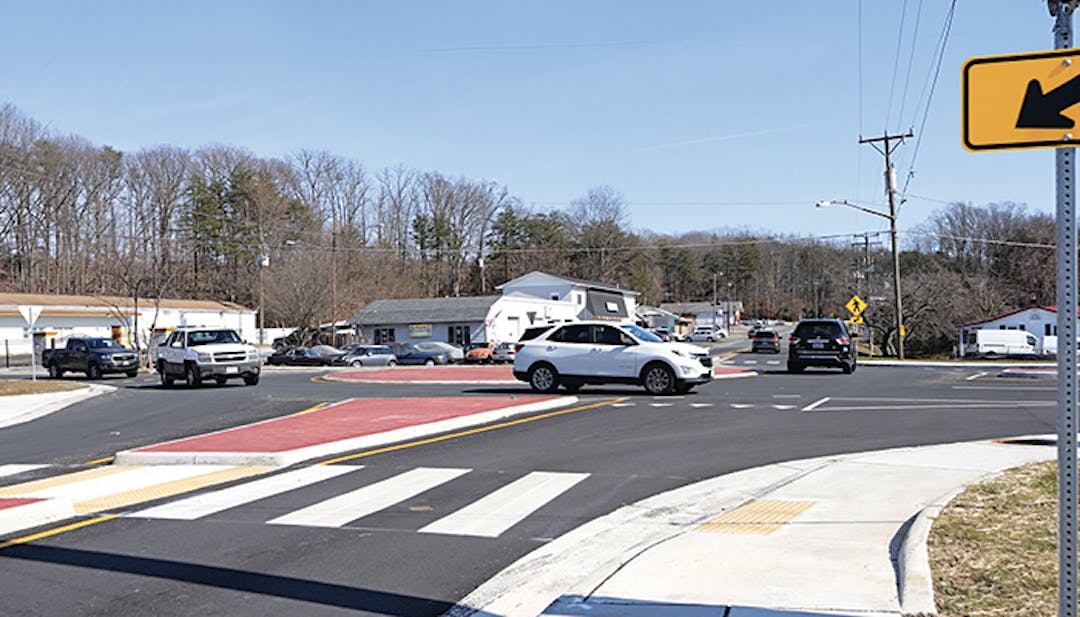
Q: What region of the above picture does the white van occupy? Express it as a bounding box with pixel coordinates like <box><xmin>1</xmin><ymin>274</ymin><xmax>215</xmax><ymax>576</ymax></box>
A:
<box><xmin>971</xmin><ymin>329</ymin><xmax>1038</xmax><ymax>359</ymax></box>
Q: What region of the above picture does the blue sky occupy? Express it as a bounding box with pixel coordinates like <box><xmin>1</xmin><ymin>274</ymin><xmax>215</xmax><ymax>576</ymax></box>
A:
<box><xmin>1</xmin><ymin>1</ymin><xmax>1064</xmax><ymax>241</ymax></box>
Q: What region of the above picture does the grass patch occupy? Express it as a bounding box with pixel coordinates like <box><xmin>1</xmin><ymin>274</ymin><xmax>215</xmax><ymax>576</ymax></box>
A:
<box><xmin>928</xmin><ymin>460</ymin><xmax>1058</xmax><ymax>616</ymax></box>
<box><xmin>0</xmin><ymin>380</ymin><xmax>87</xmax><ymax>396</ymax></box>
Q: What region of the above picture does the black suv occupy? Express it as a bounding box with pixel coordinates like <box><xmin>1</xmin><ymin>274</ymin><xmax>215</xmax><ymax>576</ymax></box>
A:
<box><xmin>787</xmin><ymin>318</ymin><xmax>856</xmax><ymax>374</ymax></box>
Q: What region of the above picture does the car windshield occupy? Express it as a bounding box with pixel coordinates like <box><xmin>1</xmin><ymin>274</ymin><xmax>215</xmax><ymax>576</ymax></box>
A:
<box><xmin>188</xmin><ymin>330</ymin><xmax>242</xmax><ymax>345</ymax></box>
<box><xmin>86</xmin><ymin>338</ymin><xmax>119</xmax><ymax>349</ymax></box>
<box><xmin>622</xmin><ymin>324</ymin><xmax>662</xmax><ymax>343</ymax></box>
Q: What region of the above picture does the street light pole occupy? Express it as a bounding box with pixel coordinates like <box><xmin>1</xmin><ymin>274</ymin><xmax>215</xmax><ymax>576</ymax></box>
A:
<box><xmin>817</xmin><ymin>199</ymin><xmax>905</xmax><ymax>359</ymax></box>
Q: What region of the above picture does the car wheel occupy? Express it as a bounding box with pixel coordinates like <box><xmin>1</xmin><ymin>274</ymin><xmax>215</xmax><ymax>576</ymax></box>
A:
<box><xmin>642</xmin><ymin>363</ymin><xmax>676</xmax><ymax>395</ymax></box>
<box><xmin>125</xmin><ymin>370</ymin><xmax>138</xmax><ymax>378</ymax></box>
<box><xmin>243</xmin><ymin>373</ymin><xmax>260</xmax><ymax>386</ymax></box>
<box><xmin>184</xmin><ymin>363</ymin><xmax>202</xmax><ymax>388</ymax></box>
<box><xmin>48</xmin><ymin>363</ymin><xmax>63</xmax><ymax>379</ymax></box>
<box><xmin>387</xmin><ymin>360</ymin><xmax>397</xmax><ymax>367</ymax></box>
<box><xmin>425</xmin><ymin>358</ymin><xmax>435</xmax><ymax>366</ymax></box>
<box><xmin>788</xmin><ymin>363</ymin><xmax>804</xmax><ymax>374</ymax></box>
<box><xmin>158</xmin><ymin>362</ymin><xmax>174</xmax><ymax>387</ymax></box>
<box><xmin>350</xmin><ymin>359</ymin><xmax>364</xmax><ymax>367</ymax></box>
<box><xmin>528</xmin><ymin>363</ymin><xmax>559</xmax><ymax>394</ymax></box>
<box><xmin>86</xmin><ymin>363</ymin><xmax>102</xmax><ymax>380</ymax></box>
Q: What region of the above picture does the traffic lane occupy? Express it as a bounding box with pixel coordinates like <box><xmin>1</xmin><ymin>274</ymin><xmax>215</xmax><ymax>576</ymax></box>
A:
<box><xmin>0</xmin><ymin>518</ymin><xmax>502</xmax><ymax>617</ymax></box>
<box><xmin>0</xmin><ymin>371</ymin><xmax>345</xmax><ymax>466</ymax></box>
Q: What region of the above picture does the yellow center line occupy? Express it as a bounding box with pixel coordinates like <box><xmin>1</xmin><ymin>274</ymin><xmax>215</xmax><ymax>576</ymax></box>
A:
<box><xmin>83</xmin><ymin>456</ymin><xmax>115</xmax><ymax>466</ymax></box>
<box><xmin>291</xmin><ymin>402</ymin><xmax>330</xmax><ymax>416</ymax></box>
<box><xmin>0</xmin><ymin>515</ymin><xmax>117</xmax><ymax>550</ymax></box>
<box><xmin>318</xmin><ymin>397</ymin><xmax>630</xmax><ymax>465</ymax></box>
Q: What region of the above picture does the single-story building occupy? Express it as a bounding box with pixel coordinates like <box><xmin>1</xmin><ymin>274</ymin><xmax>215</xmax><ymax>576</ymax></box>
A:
<box><xmin>636</xmin><ymin>305</ymin><xmax>691</xmax><ymax>336</ymax></box>
<box><xmin>957</xmin><ymin>305</ymin><xmax>1060</xmax><ymax>357</ymax></box>
<box><xmin>660</xmin><ymin>301</ymin><xmax>742</xmax><ymax>332</ymax></box>
<box><xmin>350</xmin><ymin>271</ymin><xmax>640</xmax><ymax>346</ymax></box>
<box><xmin>0</xmin><ymin>292</ymin><xmax>255</xmax><ymax>359</ymax></box>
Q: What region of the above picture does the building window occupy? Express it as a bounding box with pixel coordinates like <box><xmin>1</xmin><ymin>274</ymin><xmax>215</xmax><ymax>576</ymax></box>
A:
<box><xmin>1047</xmin><ymin>324</ymin><xmax>1054</xmax><ymax>336</ymax></box>
<box><xmin>1019</xmin><ymin>324</ymin><xmax>1026</xmax><ymax>331</ymax></box>
<box><xmin>577</xmin><ymin>293</ymin><xmax>583</xmax><ymax>305</ymax></box>
<box><xmin>448</xmin><ymin>324</ymin><xmax>471</xmax><ymax>347</ymax></box>
<box><xmin>374</xmin><ymin>328</ymin><xmax>395</xmax><ymax>344</ymax></box>
<box><xmin>551</xmin><ymin>293</ymin><xmax>560</xmax><ymax>301</ymax></box>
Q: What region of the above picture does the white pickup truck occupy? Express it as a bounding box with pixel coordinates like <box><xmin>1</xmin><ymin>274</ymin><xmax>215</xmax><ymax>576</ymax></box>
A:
<box><xmin>156</xmin><ymin>327</ymin><xmax>261</xmax><ymax>387</ymax></box>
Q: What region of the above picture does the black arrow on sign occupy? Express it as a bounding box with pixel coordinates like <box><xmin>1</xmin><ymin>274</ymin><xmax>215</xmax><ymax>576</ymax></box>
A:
<box><xmin>1016</xmin><ymin>75</ymin><xmax>1080</xmax><ymax>129</ymax></box>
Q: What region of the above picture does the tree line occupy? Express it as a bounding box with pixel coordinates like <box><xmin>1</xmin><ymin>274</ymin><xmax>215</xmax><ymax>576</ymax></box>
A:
<box><xmin>0</xmin><ymin>103</ymin><xmax>1056</xmax><ymax>356</ymax></box>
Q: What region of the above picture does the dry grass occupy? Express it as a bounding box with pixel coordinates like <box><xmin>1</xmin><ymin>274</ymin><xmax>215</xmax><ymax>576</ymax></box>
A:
<box><xmin>0</xmin><ymin>380</ymin><xmax>87</xmax><ymax>396</ymax></box>
<box><xmin>928</xmin><ymin>460</ymin><xmax>1058</xmax><ymax>616</ymax></box>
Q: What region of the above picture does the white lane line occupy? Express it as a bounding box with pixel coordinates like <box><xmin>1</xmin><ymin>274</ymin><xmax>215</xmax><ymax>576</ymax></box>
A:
<box><xmin>419</xmin><ymin>472</ymin><xmax>589</xmax><ymax>538</ymax></box>
<box><xmin>650</xmin><ymin>403</ymin><xmax>674</xmax><ymax>407</ymax></box>
<box><xmin>18</xmin><ymin>465</ymin><xmax>235</xmax><ymax>501</ymax></box>
<box><xmin>953</xmin><ymin>385</ymin><xmax>1055</xmax><ymax>391</ymax></box>
<box><xmin>0</xmin><ymin>464</ymin><xmax>48</xmax><ymax>480</ymax></box>
<box><xmin>731</xmin><ymin>403</ymin><xmax>755</xmax><ymax>409</ymax></box>
<box><xmin>688</xmin><ymin>403</ymin><xmax>714</xmax><ymax>408</ymax></box>
<box><xmin>772</xmin><ymin>405</ymin><xmax>796</xmax><ymax>410</ymax></box>
<box><xmin>820</xmin><ymin>402</ymin><xmax>1055</xmax><ymax>412</ymax></box>
<box><xmin>611</xmin><ymin>403</ymin><xmax>637</xmax><ymax>407</ymax></box>
<box><xmin>743</xmin><ymin>360</ymin><xmax>759</xmax><ymax>365</ymax></box>
<box><xmin>268</xmin><ymin>467</ymin><xmax>469</xmax><ymax>528</ymax></box>
<box><xmin>965</xmin><ymin>372</ymin><xmax>989</xmax><ymax>381</ymax></box>
<box><xmin>802</xmin><ymin>397</ymin><xmax>830</xmax><ymax>412</ymax></box>
<box><xmin>131</xmin><ymin>465</ymin><xmax>361</xmax><ymax>520</ymax></box>
<box><xmin>766</xmin><ymin>361</ymin><xmax>781</xmax><ymax>365</ymax></box>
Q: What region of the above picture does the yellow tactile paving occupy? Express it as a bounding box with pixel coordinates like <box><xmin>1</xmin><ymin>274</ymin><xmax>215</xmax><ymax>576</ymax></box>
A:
<box><xmin>0</xmin><ymin>465</ymin><xmax>137</xmax><ymax>497</ymax></box>
<box><xmin>697</xmin><ymin>499</ymin><xmax>815</xmax><ymax>535</ymax></box>
<box><xmin>73</xmin><ymin>466</ymin><xmax>274</xmax><ymax>515</ymax></box>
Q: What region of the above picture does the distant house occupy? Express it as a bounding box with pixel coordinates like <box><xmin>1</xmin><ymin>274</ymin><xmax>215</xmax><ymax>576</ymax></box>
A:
<box><xmin>957</xmin><ymin>306</ymin><xmax>1059</xmax><ymax>357</ymax></box>
<box><xmin>660</xmin><ymin>300</ymin><xmax>742</xmax><ymax>331</ymax></box>
<box><xmin>0</xmin><ymin>292</ymin><xmax>254</xmax><ymax>356</ymax></box>
<box><xmin>350</xmin><ymin>271</ymin><xmax>640</xmax><ymax>346</ymax></box>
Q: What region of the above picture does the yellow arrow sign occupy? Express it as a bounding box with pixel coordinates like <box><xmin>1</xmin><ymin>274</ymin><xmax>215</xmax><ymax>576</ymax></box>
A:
<box><xmin>845</xmin><ymin>294</ymin><xmax>868</xmax><ymax>317</ymax></box>
<box><xmin>850</xmin><ymin>315</ymin><xmax>864</xmax><ymax>325</ymax></box>
<box><xmin>963</xmin><ymin>48</ymin><xmax>1080</xmax><ymax>152</ymax></box>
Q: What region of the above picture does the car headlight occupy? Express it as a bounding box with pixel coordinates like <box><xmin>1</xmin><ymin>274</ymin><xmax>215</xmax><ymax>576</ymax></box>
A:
<box><xmin>197</xmin><ymin>353</ymin><xmax>212</xmax><ymax>362</ymax></box>
<box><xmin>247</xmin><ymin>350</ymin><xmax>259</xmax><ymax>360</ymax></box>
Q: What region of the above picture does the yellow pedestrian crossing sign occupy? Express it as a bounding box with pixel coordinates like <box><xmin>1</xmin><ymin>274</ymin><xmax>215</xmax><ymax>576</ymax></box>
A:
<box><xmin>850</xmin><ymin>315</ymin><xmax>864</xmax><ymax>325</ymax></box>
<box><xmin>845</xmin><ymin>295</ymin><xmax>868</xmax><ymax>317</ymax></box>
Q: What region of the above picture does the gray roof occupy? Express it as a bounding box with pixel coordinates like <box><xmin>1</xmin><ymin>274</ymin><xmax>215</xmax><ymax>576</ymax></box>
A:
<box><xmin>660</xmin><ymin>301</ymin><xmax>743</xmax><ymax>316</ymax></box>
<box><xmin>496</xmin><ymin>271</ymin><xmax>638</xmax><ymax>296</ymax></box>
<box><xmin>350</xmin><ymin>296</ymin><xmax>500</xmax><ymax>326</ymax></box>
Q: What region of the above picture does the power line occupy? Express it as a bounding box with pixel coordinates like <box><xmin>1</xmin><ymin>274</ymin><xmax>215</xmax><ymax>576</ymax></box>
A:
<box><xmin>903</xmin><ymin>229</ymin><xmax>1055</xmax><ymax>250</ymax></box>
<box><xmin>895</xmin><ymin>0</ymin><xmax>925</xmax><ymax>128</ymax></box>
<box><xmin>885</xmin><ymin>0</ymin><xmax>911</xmax><ymax>131</ymax></box>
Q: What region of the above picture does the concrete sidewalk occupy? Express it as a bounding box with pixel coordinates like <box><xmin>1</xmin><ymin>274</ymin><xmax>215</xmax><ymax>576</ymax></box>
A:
<box><xmin>448</xmin><ymin>437</ymin><xmax>1056</xmax><ymax>617</ymax></box>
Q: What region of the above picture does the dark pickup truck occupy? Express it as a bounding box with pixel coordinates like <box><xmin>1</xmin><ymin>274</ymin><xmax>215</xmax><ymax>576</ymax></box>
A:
<box><xmin>42</xmin><ymin>337</ymin><xmax>139</xmax><ymax>379</ymax></box>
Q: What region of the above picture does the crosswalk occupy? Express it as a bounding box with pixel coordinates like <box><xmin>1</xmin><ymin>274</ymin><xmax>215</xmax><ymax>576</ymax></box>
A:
<box><xmin>0</xmin><ymin>462</ymin><xmax>595</xmax><ymax>540</ymax></box>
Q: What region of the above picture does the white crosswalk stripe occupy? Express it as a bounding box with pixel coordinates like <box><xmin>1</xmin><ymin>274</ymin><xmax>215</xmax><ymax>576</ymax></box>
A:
<box><xmin>268</xmin><ymin>467</ymin><xmax>470</xmax><ymax>528</ymax></box>
<box><xmin>130</xmin><ymin>465</ymin><xmax>361</xmax><ymax>520</ymax></box>
<box><xmin>419</xmin><ymin>472</ymin><xmax>589</xmax><ymax>538</ymax></box>
<box><xmin>0</xmin><ymin>464</ymin><xmax>48</xmax><ymax>480</ymax></box>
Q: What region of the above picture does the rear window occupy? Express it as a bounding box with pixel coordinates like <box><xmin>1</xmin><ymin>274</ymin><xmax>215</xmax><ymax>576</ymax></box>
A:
<box><xmin>793</xmin><ymin>322</ymin><xmax>843</xmax><ymax>338</ymax></box>
<box><xmin>520</xmin><ymin>326</ymin><xmax>555</xmax><ymax>341</ymax></box>
<box><xmin>753</xmin><ymin>331</ymin><xmax>777</xmax><ymax>339</ymax></box>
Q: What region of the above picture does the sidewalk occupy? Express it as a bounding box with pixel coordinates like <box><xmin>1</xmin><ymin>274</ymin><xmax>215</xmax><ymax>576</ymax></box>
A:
<box><xmin>448</xmin><ymin>437</ymin><xmax>1056</xmax><ymax>617</ymax></box>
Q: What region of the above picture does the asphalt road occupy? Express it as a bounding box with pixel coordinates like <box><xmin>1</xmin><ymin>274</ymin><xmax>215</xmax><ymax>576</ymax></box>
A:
<box><xmin>0</xmin><ymin>352</ymin><xmax>1058</xmax><ymax>616</ymax></box>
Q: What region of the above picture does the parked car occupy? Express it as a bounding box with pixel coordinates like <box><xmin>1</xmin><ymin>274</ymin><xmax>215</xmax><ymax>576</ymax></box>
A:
<box><xmin>492</xmin><ymin>341</ymin><xmax>517</xmax><ymax>363</ymax></box>
<box><xmin>787</xmin><ymin>318</ymin><xmax>856</xmax><ymax>374</ymax></box>
<box><xmin>412</xmin><ymin>341</ymin><xmax>464</xmax><ymax>363</ymax></box>
<box><xmin>464</xmin><ymin>342</ymin><xmax>495</xmax><ymax>363</ymax></box>
<box><xmin>513</xmin><ymin>321</ymin><xmax>713</xmax><ymax>395</ymax></box>
<box><xmin>751</xmin><ymin>329</ymin><xmax>781</xmax><ymax>353</ymax></box>
<box><xmin>390</xmin><ymin>342</ymin><xmax>451</xmax><ymax>365</ymax></box>
<box><xmin>967</xmin><ymin>329</ymin><xmax>1039</xmax><ymax>359</ymax></box>
<box><xmin>688</xmin><ymin>325</ymin><xmax>727</xmax><ymax>343</ymax></box>
<box><xmin>266</xmin><ymin>346</ymin><xmax>341</xmax><ymax>366</ymax></box>
<box><xmin>42</xmin><ymin>337</ymin><xmax>138</xmax><ymax>379</ymax></box>
<box><xmin>332</xmin><ymin>345</ymin><xmax>397</xmax><ymax>367</ymax></box>
<box><xmin>651</xmin><ymin>328</ymin><xmax>675</xmax><ymax>342</ymax></box>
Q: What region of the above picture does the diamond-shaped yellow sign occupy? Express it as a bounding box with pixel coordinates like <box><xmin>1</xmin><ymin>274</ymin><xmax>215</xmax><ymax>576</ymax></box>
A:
<box><xmin>845</xmin><ymin>295</ymin><xmax>868</xmax><ymax>317</ymax></box>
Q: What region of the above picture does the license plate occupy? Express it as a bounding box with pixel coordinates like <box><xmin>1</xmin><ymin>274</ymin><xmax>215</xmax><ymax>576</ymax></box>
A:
<box><xmin>812</xmin><ymin>342</ymin><xmax>824</xmax><ymax>349</ymax></box>
<box><xmin>226</xmin><ymin>366</ymin><xmax>238</xmax><ymax>374</ymax></box>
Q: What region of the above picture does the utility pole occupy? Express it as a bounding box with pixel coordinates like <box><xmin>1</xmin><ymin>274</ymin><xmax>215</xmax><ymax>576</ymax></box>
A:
<box><xmin>860</xmin><ymin>130</ymin><xmax>913</xmax><ymax>360</ymax></box>
<box><xmin>852</xmin><ymin>233</ymin><xmax>879</xmax><ymax>357</ymax></box>
<box><xmin>330</xmin><ymin>209</ymin><xmax>338</xmax><ymax>347</ymax></box>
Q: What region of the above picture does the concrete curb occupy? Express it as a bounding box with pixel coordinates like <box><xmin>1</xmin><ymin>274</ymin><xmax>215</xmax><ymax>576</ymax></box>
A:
<box><xmin>0</xmin><ymin>383</ymin><xmax>114</xmax><ymax>429</ymax></box>
<box><xmin>896</xmin><ymin>488</ymin><xmax>962</xmax><ymax>616</ymax></box>
<box><xmin>115</xmin><ymin>396</ymin><xmax>579</xmax><ymax>467</ymax></box>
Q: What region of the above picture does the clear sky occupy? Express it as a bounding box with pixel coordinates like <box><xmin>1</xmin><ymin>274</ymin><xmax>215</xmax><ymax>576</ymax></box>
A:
<box><xmin>1</xmin><ymin>1</ymin><xmax>1065</xmax><ymax>242</ymax></box>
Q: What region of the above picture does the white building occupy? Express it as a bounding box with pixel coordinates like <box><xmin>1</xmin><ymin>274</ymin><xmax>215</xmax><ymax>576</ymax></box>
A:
<box><xmin>350</xmin><ymin>271</ymin><xmax>639</xmax><ymax>346</ymax></box>
<box><xmin>957</xmin><ymin>306</ymin><xmax>1059</xmax><ymax>357</ymax></box>
<box><xmin>0</xmin><ymin>292</ymin><xmax>255</xmax><ymax>358</ymax></box>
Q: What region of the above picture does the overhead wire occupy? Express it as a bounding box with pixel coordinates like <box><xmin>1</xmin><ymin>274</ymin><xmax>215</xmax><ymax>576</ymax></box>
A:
<box><xmin>895</xmin><ymin>0</ymin><xmax>925</xmax><ymax>130</ymax></box>
<box><xmin>884</xmin><ymin>0</ymin><xmax>911</xmax><ymax>131</ymax></box>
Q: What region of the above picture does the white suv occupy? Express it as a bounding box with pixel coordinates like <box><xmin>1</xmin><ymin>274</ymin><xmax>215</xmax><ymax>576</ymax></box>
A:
<box><xmin>156</xmin><ymin>327</ymin><xmax>261</xmax><ymax>387</ymax></box>
<box><xmin>688</xmin><ymin>325</ymin><xmax>728</xmax><ymax>342</ymax></box>
<box><xmin>513</xmin><ymin>321</ymin><xmax>713</xmax><ymax>395</ymax></box>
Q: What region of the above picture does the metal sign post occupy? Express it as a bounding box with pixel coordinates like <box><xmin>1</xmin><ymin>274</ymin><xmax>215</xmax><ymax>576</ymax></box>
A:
<box><xmin>17</xmin><ymin>305</ymin><xmax>42</xmax><ymax>382</ymax></box>
<box><xmin>1056</xmin><ymin>6</ymin><xmax>1080</xmax><ymax>616</ymax></box>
